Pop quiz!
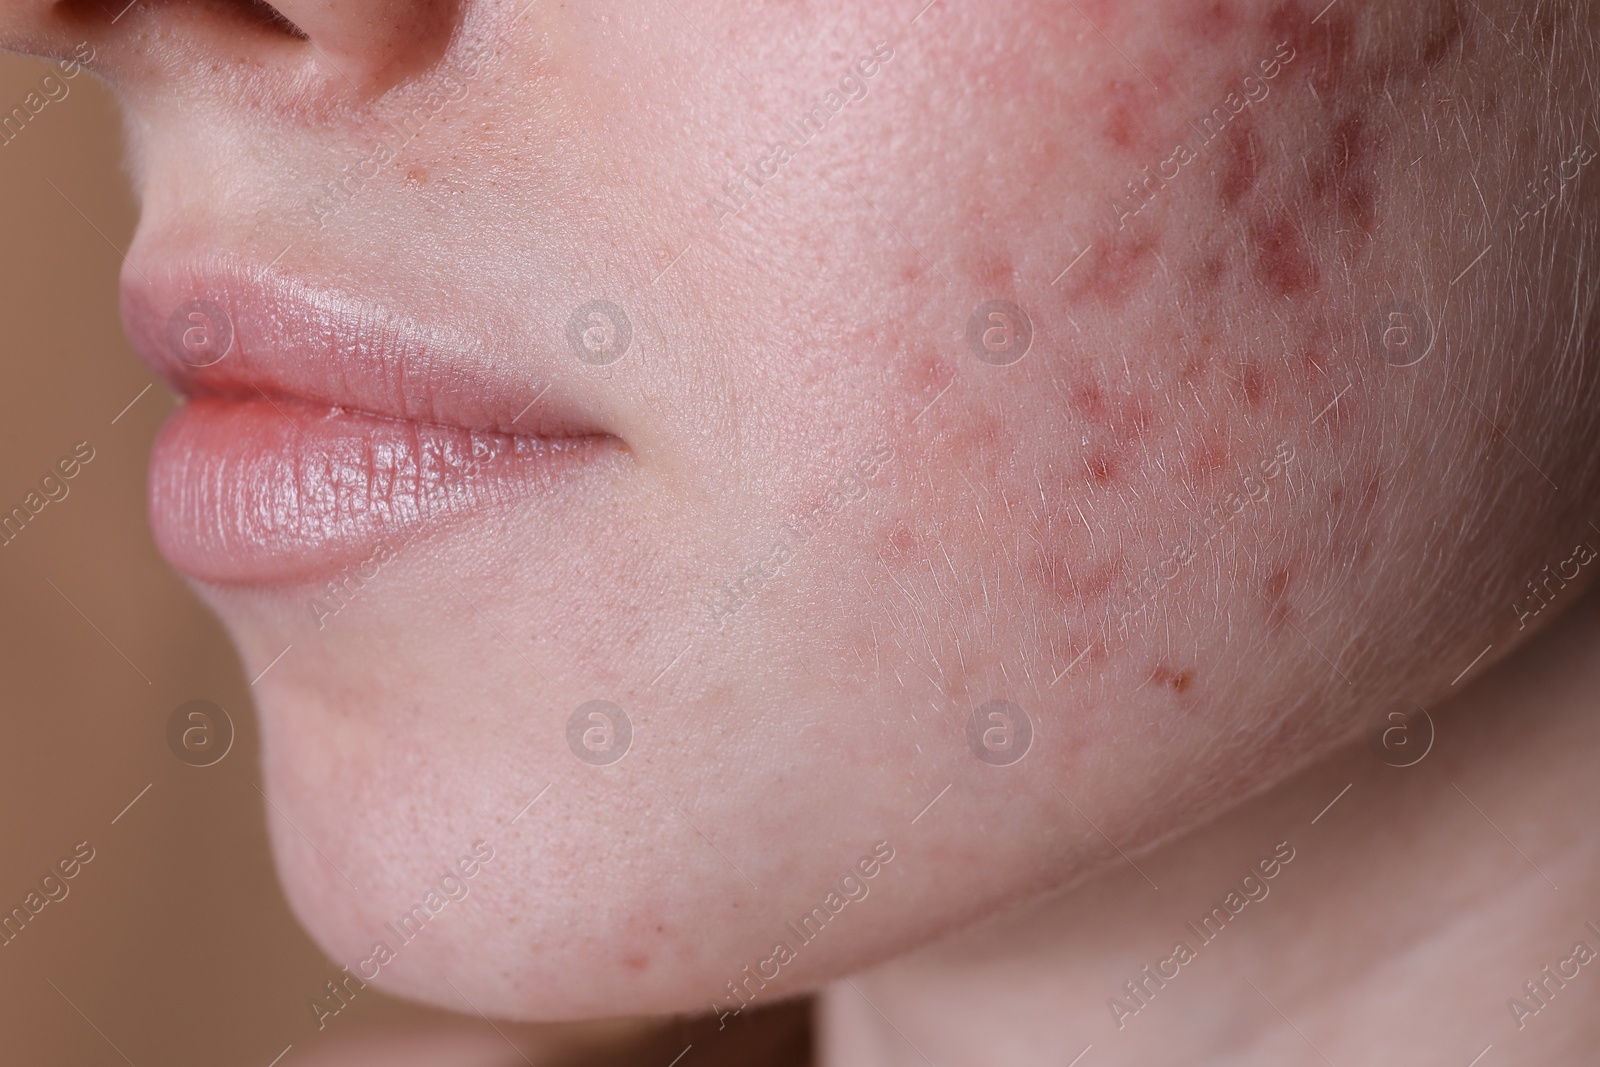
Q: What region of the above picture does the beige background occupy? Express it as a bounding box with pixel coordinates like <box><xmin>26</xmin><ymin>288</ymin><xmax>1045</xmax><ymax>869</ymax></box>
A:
<box><xmin>0</xmin><ymin>52</ymin><xmax>807</xmax><ymax>1067</ymax></box>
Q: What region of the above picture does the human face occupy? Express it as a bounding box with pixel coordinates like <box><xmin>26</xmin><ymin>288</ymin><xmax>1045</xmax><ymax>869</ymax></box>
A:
<box><xmin>5</xmin><ymin>0</ymin><xmax>1597</xmax><ymax>1021</ymax></box>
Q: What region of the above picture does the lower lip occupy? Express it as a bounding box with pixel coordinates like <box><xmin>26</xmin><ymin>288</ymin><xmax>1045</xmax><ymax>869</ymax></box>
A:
<box><xmin>150</xmin><ymin>394</ymin><xmax>610</xmax><ymax>586</ymax></box>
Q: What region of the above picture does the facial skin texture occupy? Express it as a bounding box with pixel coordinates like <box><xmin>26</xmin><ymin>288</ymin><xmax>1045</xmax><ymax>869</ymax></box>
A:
<box><xmin>4</xmin><ymin>0</ymin><xmax>1600</xmax><ymax>1055</ymax></box>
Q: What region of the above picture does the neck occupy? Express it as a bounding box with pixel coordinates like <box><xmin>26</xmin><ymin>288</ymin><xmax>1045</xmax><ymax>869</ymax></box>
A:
<box><xmin>821</xmin><ymin>591</ymin><xmax>1600</xmax><ymax>1066</ymax></box>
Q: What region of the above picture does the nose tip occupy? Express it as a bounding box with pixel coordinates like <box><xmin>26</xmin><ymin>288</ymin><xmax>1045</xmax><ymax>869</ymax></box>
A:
<box><xmin>0</xmin><ymin>0</ymin><xmax>461</xmax><ymax>97</ymax></box>
<box><xmin>0</xmin><ymin>0</ymin><xmax>93</xmax><ymax>61</ymax></box>
<box><xmin>267</xmin><ymin>0</ymin><xmax>459</xmax><ymax>88</ymax></box>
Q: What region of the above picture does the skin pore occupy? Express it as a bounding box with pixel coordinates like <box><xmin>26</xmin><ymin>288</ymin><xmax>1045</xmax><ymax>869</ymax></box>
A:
<box><xmin>3</xmin><ymin>0</ymin><xmax>1599</xmax><ymax>1063</ymax></box>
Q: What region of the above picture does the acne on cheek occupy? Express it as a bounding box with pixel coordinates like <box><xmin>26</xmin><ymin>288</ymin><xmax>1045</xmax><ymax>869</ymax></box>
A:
<box><xmin>1056</xmin><ymin>0</ymin><xmax>1479</xmax><ymax>313</ymax></box>
<box><xmin>1000</xmin><ymin>0</ymin><xmax>1495</xmax><ymax>509</ymax></box>
<box><xmin>816</xmin><ymin>3</ymin><xmax>1498</xmax><ymax>694</ymax></box>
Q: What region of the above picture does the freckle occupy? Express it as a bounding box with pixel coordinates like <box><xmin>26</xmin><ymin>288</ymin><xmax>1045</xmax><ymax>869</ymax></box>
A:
<box><xmin>623</xmin><ymin>954</ymin><xmax>649</xmax><ymax>971</ymax></box>
<box><xmin>405</xmin><ymin>167</ymin><xmax>429</xmax><ymax>187</ymax></box>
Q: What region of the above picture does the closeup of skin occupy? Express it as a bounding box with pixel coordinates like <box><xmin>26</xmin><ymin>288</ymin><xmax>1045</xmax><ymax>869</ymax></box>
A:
<box><xmin>3</xmin><ymin>0</ymin><xmax>1599</xmax><ymax>1061</ymax></box>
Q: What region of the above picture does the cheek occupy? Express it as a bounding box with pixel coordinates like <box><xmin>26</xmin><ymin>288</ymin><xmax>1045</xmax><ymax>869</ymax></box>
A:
<box><xmin>767</xmin><ymin>0</ymin><xmax>1525</xmax><ymax>720</ymax></box>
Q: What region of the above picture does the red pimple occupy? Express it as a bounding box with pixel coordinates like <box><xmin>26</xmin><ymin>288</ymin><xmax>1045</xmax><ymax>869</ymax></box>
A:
<box><xmin>1248</xmin><ymin>213</ymin><xmax>1319</xmax><ymax>298</ymax></box>
<box><xmin>1072</xmin><ymin>377</ymin><xmax>1108</xmax><ymax>423</ymax></box>
<box><xmin>1102</xmin><ymin>89</ymin><xmax>1143</xmax><ymax>150</ymax></box>
<box><xmin>1085</xmin><ymin>449</ymin><xmax>1118</xmax><ymax>485</ymax></box>
<box><xmin>1151</xmin><ymin>665</ymin><xmax>1196</xmax><ymax>694</ymax></box>
<box><xmin>1264</xmin><ymin>566</ymin><xmax>1291</xmax><ymax>606</ymax></box>
<box><xmin>878</xmin><ymin>523</ymin><xmax>919</xmax><ymax>567</ymax></box>
<box><xmin>1262</xmin><ymin>566</ymin><xmax>1294</xmax><ymax>632</ymax></box>
<box><xmin>1266</xmin><ymin>0</ymin><xmax>1302</xmax><ymax>45</ymax></box>
<box><xmin>1186</xmin><ymin>0</ymin><xmax>1240</xmax><ymax>44</ymax></box>
<box><xmin>1195</xmin><ymin>256</ymin><xmax>1228</xmax><ymax>294</ymax></box>
<box><xmin>1309</xmin><ymin>111</ymin><xmax>1378</xmax><ymax>234</ymax></box>
<box><xmin>1238</xmin><ymin>363</ymin><xmax>1269</xmax><ymax>407</ymax></box>
<box><xmin>1060</xmin><ymin>231</ymin><xmax>1158</xmax><ymax>308</ymax></box>
<box><xmin>1418</xmin><ymin>0</ymin><xmax>1469</xmax><ymax>68</ymax></box>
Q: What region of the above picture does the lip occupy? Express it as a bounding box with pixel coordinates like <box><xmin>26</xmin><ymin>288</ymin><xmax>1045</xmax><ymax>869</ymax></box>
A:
<box><xmin>122</xmin><ymin>258</ymin><xmax>622</xmax><ymax>587</ymax></box>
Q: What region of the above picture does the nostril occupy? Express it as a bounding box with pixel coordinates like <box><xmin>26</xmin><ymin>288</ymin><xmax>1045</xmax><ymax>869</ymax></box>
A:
<box><xmin>41</xmin><ymin>0</ymin><xmax>456</xmax><ymax>95</ymax></box>
<box><xmin>52</xmin><ymin>0</ymin><xmax>307</xmax><ymax>40</ymax></box>
<box><xmin>236</xmin><ymin>0</ymin><xmax>308</xmax><ymax>40</ymax></box>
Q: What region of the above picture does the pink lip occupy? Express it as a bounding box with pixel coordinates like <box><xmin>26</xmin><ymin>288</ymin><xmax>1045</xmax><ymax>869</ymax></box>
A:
<box><xmin>123</xmin><ymin>261</ymin><xmax>622</xmax><ymax>586</ymax></box>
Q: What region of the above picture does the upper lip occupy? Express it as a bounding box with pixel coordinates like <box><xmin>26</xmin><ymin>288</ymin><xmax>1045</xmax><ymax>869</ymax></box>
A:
<box><xmin>120</xmin><ymin>255</ymin><xmax>612</xmax><ymax>441</ymax></box>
